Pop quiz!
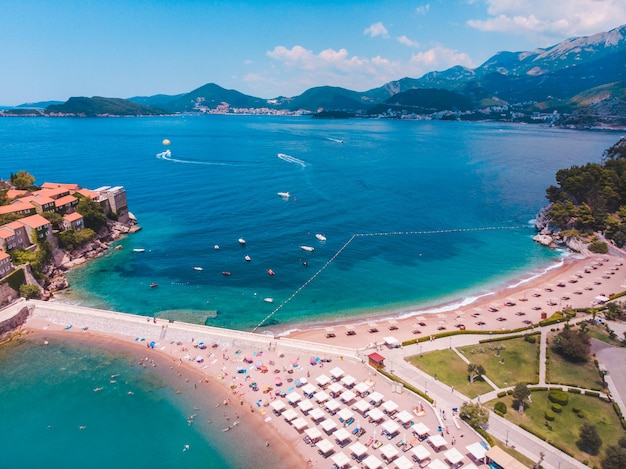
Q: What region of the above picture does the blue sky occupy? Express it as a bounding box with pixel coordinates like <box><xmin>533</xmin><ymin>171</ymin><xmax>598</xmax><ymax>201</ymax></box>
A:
<box><xmin>3</xmin><ymin>0</ymin><xmax>626</xmax><ymax>105</ymax></box>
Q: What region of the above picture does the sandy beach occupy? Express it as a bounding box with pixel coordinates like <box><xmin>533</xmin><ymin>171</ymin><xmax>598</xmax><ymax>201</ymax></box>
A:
<box><xmin>12</xmin><ymin>252</ymin><xmax>626</xmax><ymax>468</ymax></box>
<box><xmin>286</xmin><ymin>254</ymin><xmax>626</xmax><ymax>349</ymax></box>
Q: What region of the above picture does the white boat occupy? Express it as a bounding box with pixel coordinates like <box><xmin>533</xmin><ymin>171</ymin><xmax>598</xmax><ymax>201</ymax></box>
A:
<box><xmin>214</xmin><ymin>245</ymin><xmax>220</xmax><ymax>250</ymax></box>
<box><xmin>133</xmin><ymin>248</ymin><xmax>145</xmax><ymax>253</ymax></box>
<box><xmin>238</xmin><ymin>238</ymin><xmax>246</xmax><ymax>245</ymax></box>
<box><xmin>277</xmin><ymin>192</ymin><xmax>290</xmax><ymax>199</ymax></box>
<box><xmin>244</xmin><ymin>255</ymin><xmax>251</xmax><ymax>262</ymax></box>
<box><xmin>315</xmin><ymin>234</ymin><xmax>326</xmax><ymax>241</ymax></box>
<box><xmin>193</xmin><ymin>266</ymin><xmax>204</xmax><ymax>271</ymax></box>
<box><xmin>299</xmin><ymin>245</ymin><xmax>315</xmax><ymax>252</ymax></box>
<box><xmin>263</xmin><ymin>298</ymin><xmax>274</xmax><ymax>303</ymax></box>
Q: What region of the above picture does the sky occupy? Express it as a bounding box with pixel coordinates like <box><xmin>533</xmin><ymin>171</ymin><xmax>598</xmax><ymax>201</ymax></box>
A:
<box><xmin>3</xmin><ymin>0</ymin><xmax>626</xmax><ymax>106</ymax></box>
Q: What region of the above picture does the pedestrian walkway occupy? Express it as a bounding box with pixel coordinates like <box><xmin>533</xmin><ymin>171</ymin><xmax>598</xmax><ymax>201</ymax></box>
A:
<box><xmin>380</xmin><ymin>320</ymin><xmax>611</xmax><ymax>469</ymax></box>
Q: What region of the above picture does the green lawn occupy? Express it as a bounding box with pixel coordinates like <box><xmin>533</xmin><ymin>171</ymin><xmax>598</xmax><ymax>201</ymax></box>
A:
<box><xmin>405</xmin><ymin>349</ymin><xmax>494</xmax><ymax>398</ymax></box>
<box><xmin>456</xmin><ymin>337</ymin><xmax>539</xmax><ymax>388</ymax></box>
<box><xmin>490</xmin><ymin>391</ymin><xmax>625</xmax><ymax>467</ymax></box>
<box><xmin>546</xmin><ymin>333</ymin><xmax>604</xmax><ymax>390</ymax></box>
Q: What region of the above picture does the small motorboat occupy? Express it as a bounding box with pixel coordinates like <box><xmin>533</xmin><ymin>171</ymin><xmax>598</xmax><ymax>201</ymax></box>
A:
<box><xmin>150</xmin><ymin>283</ymin><xmax>158</xmax><ymax>288</ymax></box>
<box><xmin>277</xmin><ymin>191</ymin><xmax>290</xmax><ymax>199</ymax></box>
<box><xmin>263</xmin><ymin>298</ymin><xmax>274</xmax><ymax>303</ymax></box>
<box><xmin>299</xmin><ymin>245</ymin><xmax>315</xmax><ymax>252</ymax></box>
<box><xmin>238</xmin><ymin>238</ymin><xmax>246</xmax><ymax>245</ymax></box>
<box><xmin>244</xmin><ymin>255</ymin><xmax>251</xmax><ymax>262</ymax></box>
<box><xmin>267</xmin><ymin>269</ymin><xmax>275</xmax><ymax>276</ymax></box>
<box><xmin>302</xmin><ymin>261</ymin><xmax>308</xmax><ymax>266</ymax></box>
<box><xmin>214</xmin><ymin>244</ymin><xmax>220</xmax><ymax>250</ymax></box>
<box><xmin>133</xmin><ymin>248</ymin><xmax>145</xmax><ymax>253</ymax></box>
<box><xmin>222</xmin><ymin>271</ymin><xmax>231</xmax><ymax>276</ymax></box>
<box><xmin>193</xmin><ymin>266</ymin><xmax>204</xmax><ymax>271</ymax></box>
<box><xmin>315</xmin><ymin>234</ymin><xmax>326</xmax><ymax>241</ymax></box>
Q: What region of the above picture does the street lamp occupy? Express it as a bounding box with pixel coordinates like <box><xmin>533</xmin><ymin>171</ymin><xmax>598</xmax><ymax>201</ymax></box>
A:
<box><xmin>425</xmin><ymin>379</ymin><xmax>428</xmax><ymax>394</ymax></box>
<box><xmin>420</xmin><ymin>344</ymin><xmax>423</xmax><ymax>358</ymax></box>
<box><xmin>505</xmin><ymin>429</ymin><xmax>509</xmax><ymax>447</ymax></box>
<box><xmin>449</xmin><ymin>337</ymin><xmax>452</xmax><ymax>349</ymax></box>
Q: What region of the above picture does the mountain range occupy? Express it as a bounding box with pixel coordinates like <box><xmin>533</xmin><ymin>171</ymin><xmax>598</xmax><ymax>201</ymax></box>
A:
<box><xmin>12</xmin><ymin>24</ymin><xmax>626</xmax><ymax>126</ymax></box>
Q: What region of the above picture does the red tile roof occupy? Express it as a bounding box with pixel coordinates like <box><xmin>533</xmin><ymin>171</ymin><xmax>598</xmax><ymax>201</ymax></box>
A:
<box><xmin>0</xmin><ymin>202</ymin><xmax>34</xmax><ymax>215</ymax></box>
<box><xmin>42</xmin><ymin>182</ymin><xmax>81</xmax><ymax>191</ymax></box>
<box><xmin>63</xmin><ymin>212</ymin><xmax>83</xmax><ymax>222</ymax></box>
<box><xmin>367</xmin><ymin>352</ymin><xmax>385</xmax><ymax>363</ymax></box>
<box><xmin>18</xmin><ymin>214</ymin><xmax>50</xmax><ymax>229</ymax></box>
<box><xmin>54</xmin><ymin>195</ymin><xmax>77</xmax><ymax>207</ymax></box>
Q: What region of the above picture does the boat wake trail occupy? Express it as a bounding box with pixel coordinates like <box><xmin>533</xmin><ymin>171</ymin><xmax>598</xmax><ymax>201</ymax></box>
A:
<box><xmin>277</xmin><ymin>153</ymin><xmax>307</xmax><ymax>167</ymax></box>
<box><xmin>156</xmin><ymin>149</ymin><xmax>242</xmax><ymax>166</ymax></box>
<box><xmin>327</xmin><ymin>137</ymin><xmax>344</xmax><ymax>144</ymax></box>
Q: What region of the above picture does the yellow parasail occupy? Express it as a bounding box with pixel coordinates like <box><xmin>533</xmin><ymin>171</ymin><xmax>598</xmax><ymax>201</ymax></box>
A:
<box><xmin>162</xmin><ymin>139</ymin><xmax>171</xmax><ymax>146</ymax></box>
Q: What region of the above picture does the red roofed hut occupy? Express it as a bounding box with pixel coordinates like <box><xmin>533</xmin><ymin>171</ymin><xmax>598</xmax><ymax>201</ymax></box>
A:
<box><xmin>367</xmin><ymin>352</ymin><xmax>385</xmax><ymax>370</ymax></box>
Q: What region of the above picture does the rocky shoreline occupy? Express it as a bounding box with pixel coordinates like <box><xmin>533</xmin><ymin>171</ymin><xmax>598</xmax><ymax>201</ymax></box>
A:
<box><xmin>41</xmin><ymin>221</ymin><xmax>140</xmax><ymax>299</ymax></box>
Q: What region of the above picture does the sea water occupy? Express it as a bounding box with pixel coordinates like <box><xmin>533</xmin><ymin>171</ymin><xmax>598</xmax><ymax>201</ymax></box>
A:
<box><xmin>0</xmin><ymin>116</ymin><xmax>620</xmax><ymax>465</ymax></box>
<box><xmin>2</xmin><ymin>116</ymin><xmax>618</xmax><ymax>331</ymax></box>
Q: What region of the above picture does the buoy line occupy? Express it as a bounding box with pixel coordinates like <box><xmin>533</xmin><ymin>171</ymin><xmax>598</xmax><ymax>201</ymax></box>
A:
<box><xmin>252</xmin><ymin>225</ymin><xmax>528</xmax><ymax>332</ymax></box>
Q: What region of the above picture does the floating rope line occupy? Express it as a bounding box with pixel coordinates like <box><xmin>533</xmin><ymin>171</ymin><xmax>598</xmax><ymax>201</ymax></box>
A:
<box><xmin>252</xmin><ymin>225</ymin><xmax>528</xmax><ymax>332</ymax></box>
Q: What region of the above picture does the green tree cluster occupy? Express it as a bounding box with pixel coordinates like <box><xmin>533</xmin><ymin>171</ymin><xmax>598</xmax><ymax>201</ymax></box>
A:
<box><xmin>545</xmin><ymin>138</ymin><xmax>626</xmax><ymax>246</ymax></box>
<box><xmin>602</xmin><ymin>437</ymin><xmax>626</xmax><ymax>469</ymax></box>
<box><xmin>76</xmin><ymin>197</ymin><xmax>107</xmax><ymax>232</ymax></box>
<box><xmin>10</xmin><ymin>170</ymin><xmax>36</xmax><ymax>190</ymax></box>
<box><xmin>552</xmin><ymin>324</ymin><xmax>591</xmax><ymax>362</ymax></box>
<box><xmin>460</xmin><ymin>402</ymin><xmax>489</xmax><ymax>429</ymax></box>
<box><xmin>58</xmin><ymin>228</ymin><xmax>95</xmax><ymax>251</ymax></box>
<box><xmin>578</xmin><ymin>422</ymin><xmax>602</xmax><ymax>455</ymax></box>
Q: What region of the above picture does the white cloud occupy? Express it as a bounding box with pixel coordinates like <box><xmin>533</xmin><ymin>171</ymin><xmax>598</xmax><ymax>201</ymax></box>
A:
<box><xmin>468</xmin><ymin>0</ymin><xmax>626</xmax><ymax>39</ymax></box>
<box><xmin>397</xmin><ymin>35</ymin><xmax>420</xmax><ymax>48</ymax></box>
<box><xmin>263</xmin><ymin>44</ymin><xmax>475</xmax><ymax>96</ymax></box>
<box><xmin>415</xmin><ymin>4</ymin><xmax>430</xmax><ymax>15</ymax></box>
<box><xmin>364</xmin><ymin>22</ymin><xmax>389</xmax><ymax>38</ymax></box>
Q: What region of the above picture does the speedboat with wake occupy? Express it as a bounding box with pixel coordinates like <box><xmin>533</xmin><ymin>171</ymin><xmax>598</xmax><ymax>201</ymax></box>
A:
<box><xmin>315</xmin><ymin>234</ymin><xmax>326</xmax><ymax>241</ymax></box>
<box><xmin>277</xmin><ymin>192</ymin><xmax>290</xmax><ymax>199</ymax></box>
<box><xmin>299</xmin><ymin>246</ymin><xmax>314</xmax><ymax>252</ymax></box>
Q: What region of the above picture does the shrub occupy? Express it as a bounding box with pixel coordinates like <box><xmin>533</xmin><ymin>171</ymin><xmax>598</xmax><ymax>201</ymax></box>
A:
<box><xmin>497</xmin><ymin>391</ymin><xmax>507</xmax><ymax>398</ymax></box>
<box><xmin>589</xmin><ymin>241</ymin><xmax>608</xmax><ymax>254</ymax></box>
<box><xmin>19</xmin><ymin>284</ymin><xmax>41</xmax><ymax>299</ymax></box>
<box><xmin>585</xmin><ymin>391</ymin><xmax>600</xmax><ymax>398</ymax></box>
<box><xmin>494</xmin><ymin>401</ymin><xmax>507</xmax><ymax>415</ymax></box>
<box><xmin>545</xmin><ymin>409</ymin><xmax>556</xmax><ymax>421</ymax></box>
<box><xmin>552</xmin><ymin>403</ymin><xmax>563</xmax><ymax>413</ymax></box>
<box><xmin>524</xmin><ymin>334</ymin><xmax>537</xmax><ymax>343</ymax></box>
<box><xmin>578</xmin><ymin>411</ymin><xmax>585</xmax><ymax>418</ymax></box>
<box><xmin>549</xmin><ymin>389</ymin><xmax>569</xmax><ymax>406</ymax></box>
<box><xmin>572</xmin><ymin>406</ymin><xmax>581</xmax><ymax>413</ymax></box>
<box><xmin>568</xmin><ymin>388</ymin><xmax>582</xmax><ymax>394</ymax></box>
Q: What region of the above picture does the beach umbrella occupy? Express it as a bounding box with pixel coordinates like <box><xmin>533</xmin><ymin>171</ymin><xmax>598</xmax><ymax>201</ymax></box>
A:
<box><xmin>328</xmin><ymin>382</ymin><xmax>344</xmax><ymax>395</ymax></box>
<box><xmin>353</xmin><ymin>399</ymin><xmax>371</xmax><ymax>414</ymax></box>
<box><xmin>339</xmin><ymin>389</ymin><xmax>356</xmax><ymax>404</ymax></box>
<box><xmin>301</xmin><ymin>383</ymin><xmax>317</xmax><ymax>396</ymax></box>
<box><xmin>393</xmin><ymin>455</ymin><xmax>413</xmax><ymax>469</ymax></box>
<box><xmin>255</xmin><ymin>360</ymin><xmax>264</xmax><ymax>368</ymax></box>
<box><xmin>366</xmin><ymin>407</ymin><xmax>384</xmax><ymax>422</ymax></box>
<box><xmin>310</xmin><ymin>356</ymin><xmax>318</xmax><ymax>365</ymax></box>
<box><xmin>331</xmin><ymin>452</ymin><xmax>351</xmax><ymax>469</ymax></box>
<box><xmin>309</xmin><ymin>407</ymin><xmax>325</xmax><ymax>422</ymax></box>
<box><xmin>354</xmin><ymin>381</ymin><xmax>371</xmax><ymax>396</ymax></box>
<box><xmin>292</xmin><ymin>417</ymin><xmax>309</xmax><ymax>432</ymax></box>
<box><xmin>396</xmin><ymin>409</ymin><xmax>413</xmax><ymax>425</ymax></box>
<box><xmin>297</xmin><ymin>399</ymin><xmax>314</xmax><ymax>414</ymax></box>
<box><xmin>316</xmin><ymin>438</ymin><xmax>335</xmax><ymax>456</ymax></box>
<box><xmin>195</xmin><ymin>355</ymin><xmax>204</xmax><ymax>363</ymax></box>
<box><xmin>349</xmin><ymin>441</ymin><xmax>368</xmax><ymax>458</ymax></box>
<box><xmin>333</xmin><ymin>428</ymin><xmax>351</xmax><ymax>443</ymax></box>
<box><xmin>362</xmin><ymin>454</ymin><xmax>383</xmax><ymax>469</ymax></box>
<box><xmin>411</xmin><ymin>445</ymin><xmax>431</xmax><ymax>462</ymax></box>
<box><xmin>413</xmin><ymin>421</ymin><xmax>430</xmax><ymax>437</ymax></box>
<box><xmin>368</xmin><ymin>391</ymin><xmax>384</xmax><ymax>404</ymax></box>
<box><xmin>325</xmin><ymin>399</ymin><xmax>341</xmax><ymax>413</ymax></box>
<box><xmin>329</xmin><ymin>366</ymin><xmax>345</xmax><ymax>379</ymax></box>
<box><xmin>444</xmin><ymin>447</ymin><xmax>464</xmax><ymax>466</ymax></box>
<box><xmin>305</xmin><ymin>427</ymin><xmax>323</xmax><ymax>442</ymax></box>
<box><xmin>465</xmin><ymin>442</ymin><xmax>487</xmax><ymax>462</ymax></box>
<box><xmin>286</xmin><ymin>391</ymin><xmax>302</xmax><ymax>404</ymax></box>
<box><xmin>341</xmin><ymin>374</ymin><xmax>357</xmax><ymax>388</ymax></box>
<box><xmin>380</xmin><ymin>443</ymin><xmax>399</xmax><ymax>461</ymax></box>
<box><xmin>291</xmin><ymin>358</ymin><xmax>299</xmax><ymax>366</ymax></box>
<box><xmin>427</xmin><ymin>459</ymin><xmax>448</xmax><ymax>469</ymax></box>
<box><xmin>381</xmin><ymin>400</ymin><xmax>399</xmax><ymax>414</ymax></box>
<box><xmin>337</xmin><ymin>407</ymin><xmax>354</xmax><ymax>422</ymax></box>
<box><xmin>283</xmin><ymin>408</ymin><xmax>298</xmax><ymax>422</ymax></box>
<box><xmin>320</xmin><ymin>418</ymin><xmax>337</xmax><ymax>434</ymax></box>
<box><xmin>427</xmin><ymin>434</ymin><xmax>447</xmax><ymax>450</ymax></box>
<box><xmin>270</xmin><ymin>400</ymin><xmax>286</xmax><ymax>414</ymax></box>
<box><xmin>316</xmin><ymin>374</ymin><xmax>331</xmax><ymax>387</ymax></box>
<box><xmin>381</xmin><ymin>419</ymin><xmax>400</xmax><ymax>436</ymax></box>
<box><xmin>315</xmin><ymin>390</ymin><xmax>330</xmax><ymax>403</ymax></box>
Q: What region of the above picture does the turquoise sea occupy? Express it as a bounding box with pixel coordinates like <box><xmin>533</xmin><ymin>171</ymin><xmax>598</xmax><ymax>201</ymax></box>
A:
<box><xmin>0</xmin><ymin>116</ymin><xmax>620</xmax><ymax>466</ymax></box>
